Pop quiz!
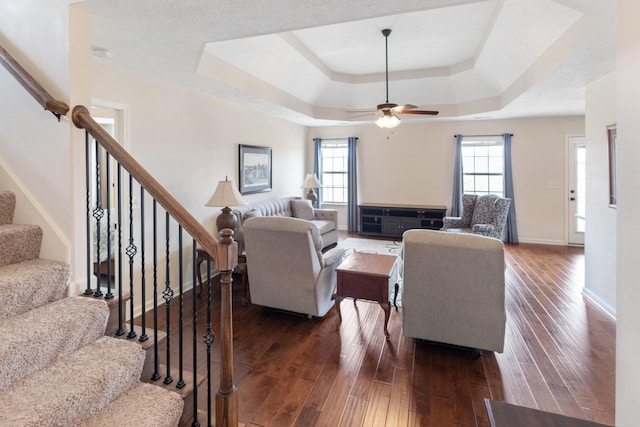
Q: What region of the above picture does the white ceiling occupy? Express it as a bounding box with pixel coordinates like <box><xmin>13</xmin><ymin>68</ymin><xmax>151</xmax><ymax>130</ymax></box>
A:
<box><xmin>74</xmin><ymin>0</ymin><xmax>616</xmax><ymax>127</ymax></box>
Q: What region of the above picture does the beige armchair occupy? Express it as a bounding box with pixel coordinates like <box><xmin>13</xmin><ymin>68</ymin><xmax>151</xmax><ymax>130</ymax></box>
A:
<box><xmin>401</xmin><ymin>229</ymin><xmax>506</xmax><ymax>353</ymax></box>
<box><xmin>243</xmin><ymin>216</ymin><xmax>345</xmax><ymax>317</ymax></box>
<box><xmin>442</xmin><ymin>194</ymin><xmax>511</xmax><ymax>240</ymax></box>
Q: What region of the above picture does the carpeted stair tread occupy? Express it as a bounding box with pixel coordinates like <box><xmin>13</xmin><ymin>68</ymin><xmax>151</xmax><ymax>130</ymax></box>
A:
<box><xmin>0</xmin><ymin>336</ymin><xmax>146</xmax><ymax>427</ymax></box>
<box><xmin>0</xmin><ymin>258</ymin><xmax>71</xmax><ymax>319</ymax></box>
<box><xmin>0</xmin><ymin>191</ymin><xmax>16</xmax><ymax>225</ymax></box>
<box><xmin>0</xmin><ymin>224</ymin><xmax>42</xmax><ymax>267</ymax></box>
<box><xmin>0</xmin><ymin>296</ymin><xmax>109</xmax><ymax>389</ymax></box>
<box><xmin>79</xmin><ymin>382</ymin><xmax>184</xmax><ymax>427</ymax></box>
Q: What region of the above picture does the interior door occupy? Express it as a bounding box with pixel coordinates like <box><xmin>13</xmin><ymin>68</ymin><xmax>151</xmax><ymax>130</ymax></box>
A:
<box><xmin>568</xmin><ymin>136</ymin><xmax>586</xmax><ymax>245</ymax></box>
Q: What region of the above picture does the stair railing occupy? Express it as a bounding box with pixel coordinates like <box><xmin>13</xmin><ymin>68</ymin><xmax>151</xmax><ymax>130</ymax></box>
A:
<box><xmin>73</xmin><ymin>105</ymin><xmax>238</xmax><ymax>427</ymax></box>
<box><xmin>0</xmin><ymin>45</ymin><xmax>69</xmax><ymax>121</ymax></box>
<box><xmin>2</xmin><ymin>36</ymin><xmax>239</xmax><ymax>425</ymax></box>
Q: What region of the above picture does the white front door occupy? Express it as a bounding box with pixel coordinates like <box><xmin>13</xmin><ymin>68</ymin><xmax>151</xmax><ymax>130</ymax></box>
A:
<box><xmin>568</xmin><ymin>136</ymin><xmax>586</xmax><ymax>245</ymax></box>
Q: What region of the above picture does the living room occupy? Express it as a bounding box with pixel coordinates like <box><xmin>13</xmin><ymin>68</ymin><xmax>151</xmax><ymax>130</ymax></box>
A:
<box><xmin>1</xmin><ymin>0</ymin><xmax>638</xmax><ymax>425</ymax></box>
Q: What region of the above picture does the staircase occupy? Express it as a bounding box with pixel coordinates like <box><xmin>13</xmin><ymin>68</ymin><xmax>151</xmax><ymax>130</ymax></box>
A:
<box><xmin>0</xmin><ymin>191</ymin><xmax>184</xmax><ymax>426</ymax></box>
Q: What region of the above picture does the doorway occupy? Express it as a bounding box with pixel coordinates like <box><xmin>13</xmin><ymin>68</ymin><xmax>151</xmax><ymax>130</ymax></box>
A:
<box><xmin>89</xmin><ymin>104</ymin><xmax>125</xmax><ymax>285</ymax></box>
<box><xmin>567</xmin><ymin>136</ymin><xmax>586</xmax><ymax>245</ymax></box>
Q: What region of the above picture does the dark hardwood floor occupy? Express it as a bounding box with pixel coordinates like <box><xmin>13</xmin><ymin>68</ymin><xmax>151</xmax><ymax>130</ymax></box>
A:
<box><xmin>138</xmin><ymin>238</ymin><xmax>615</xmax><ymax>427</ymax></box>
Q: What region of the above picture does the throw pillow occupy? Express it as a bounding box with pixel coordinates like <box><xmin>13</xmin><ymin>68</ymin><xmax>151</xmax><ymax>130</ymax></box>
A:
<box><xmin>291</xmin><ymin>199</ymin><xmax>315</xmax><ymax>221</ymax></box>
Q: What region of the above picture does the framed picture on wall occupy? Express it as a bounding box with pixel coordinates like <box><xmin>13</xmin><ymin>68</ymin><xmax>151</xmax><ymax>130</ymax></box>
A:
<box><xmin>239</xmin><ymin>144</ymin><xmax>272</xmax><ymax>194</ymax></box>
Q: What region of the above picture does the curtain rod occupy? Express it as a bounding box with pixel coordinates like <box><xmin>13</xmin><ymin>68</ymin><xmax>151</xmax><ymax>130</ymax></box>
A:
<box><xmin>454</xmin><ymin>134</ymin><xmax>513</xmax><ymax>137</ymax></box>
<box><xmin>313</xmin><ymin>137</ymin><xmax>357</xmax><ymax>141</ymax></box>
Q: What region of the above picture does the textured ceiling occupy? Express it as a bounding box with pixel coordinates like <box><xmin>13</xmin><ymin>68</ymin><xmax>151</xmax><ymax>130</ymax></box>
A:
<box><xmin>74</xmin><ymin>0</ymin><xmax>616</xmax><ymax>126</ymax></box>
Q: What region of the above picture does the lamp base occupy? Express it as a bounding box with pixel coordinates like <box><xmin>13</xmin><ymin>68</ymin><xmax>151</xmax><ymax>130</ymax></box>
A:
<box><xmin>305</xmin><ymin>189</ymin><xmax>317</xmax><ymax>207</ymax></box>
<box><xmin>216</xmin><ymin>206</ymin><xmax>238</xmax><ymax>232</ymax></box>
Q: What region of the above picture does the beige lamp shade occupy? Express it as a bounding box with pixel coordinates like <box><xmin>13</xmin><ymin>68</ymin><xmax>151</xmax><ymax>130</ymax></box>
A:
<box><xmin>301</xmin><ymin>173</ymin><xmax>322</xmax><ymax>208</ymax></box>
<box><xmin>300</xmin><ymin>173</ymin><xmax>322</xmax><ymax>189</ymax></box>
<box><xmin>205</xmin><ymin>178</ymin><xmax>247</xmax><ymax>208</ymax></box>
<box><xmin>205</xmin><ymin>178</ymin><xmax>247</xmax><ymax>232</ymax></box>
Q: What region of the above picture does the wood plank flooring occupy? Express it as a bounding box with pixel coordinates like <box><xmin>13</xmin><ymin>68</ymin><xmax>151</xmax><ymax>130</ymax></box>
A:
<box><xmin>138</xmin><ymin>240</ymin><xmax>615</xmax><ymax>427</ymax></box>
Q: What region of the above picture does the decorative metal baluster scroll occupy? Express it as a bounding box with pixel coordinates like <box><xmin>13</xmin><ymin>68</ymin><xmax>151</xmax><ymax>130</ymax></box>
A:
<box><xmin>163</xmin><ymin>212</ymin><xmax>173</xmax><ymax>385</ymax></box>
<box><xmin>126</xmin><ymin>175</ymin><xmax>137</xmax><ymax>339</ymax></box>
<box><xmin>92</xmin><ymin>139</ymin><xmax>104</xmax><ymax>298</ymax></box>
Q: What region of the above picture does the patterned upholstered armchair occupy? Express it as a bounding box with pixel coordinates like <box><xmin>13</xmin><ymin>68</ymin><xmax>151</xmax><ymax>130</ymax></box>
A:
<box><xmin>442</xmin><ymin>194</ymin><xmax>511</xmax><ymax>240</ymax></box>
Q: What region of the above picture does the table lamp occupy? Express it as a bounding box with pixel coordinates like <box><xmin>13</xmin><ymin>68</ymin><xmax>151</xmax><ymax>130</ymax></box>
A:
<box><xmin>205</xmin><ymin>177</ymin><xmax>247</xmax><ymax>232</ymax></box>
<box><xmin>301</xmin><ymin>173</ymin><xmax>322</xmax><ymax>207</ymax></box>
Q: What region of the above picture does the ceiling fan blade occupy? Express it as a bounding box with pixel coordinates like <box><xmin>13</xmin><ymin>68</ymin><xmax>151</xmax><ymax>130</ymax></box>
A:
<box><xmin>348</xmin><ymin>112</ymin><xmax>378</xmax><ymax>119</ymax></box>
<box><xmin>366</xmin><ymin>30</ymin><xmax>438</xmax><ymax>124</ymax></box>
<box><xmin>392</xmin><ymin>104</ymin><xmax>417</xmax><ymax>112</ymax></box>
<box><xmin>399</xmin><ymin>109</ymin><xmax>439</xmax><ymax>116</ymax></box>
<box><xmin>346</xmin><ymin>109</ymin><xmax>376</xmax><ymax>113</ymax></box>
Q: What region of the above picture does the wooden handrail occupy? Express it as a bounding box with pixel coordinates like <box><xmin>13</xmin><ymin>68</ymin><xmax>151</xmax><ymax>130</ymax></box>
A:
<box><xmin>72</xmin><ymin>105</ymin><xmax>220</xmax><ymax>256</ymax></box>
<box><xmin>0</xmin><ymin>44</ymin><xmax>69</xmax><ymax>120</ymax></box>
<box><xmin>73</xmin><ymin>105</ymin><xmax>238</xmax><ymax>426</ymax></box>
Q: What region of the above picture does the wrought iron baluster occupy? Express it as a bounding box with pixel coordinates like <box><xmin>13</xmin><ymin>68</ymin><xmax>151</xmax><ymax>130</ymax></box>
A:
<box><xmin>92</xmin><ymin>138</ymin><xmax>103</xmax><ymax>298</ymax></box>
<box><xmin>163</xmin><ymin>212</ymin><xmax>173</xmax><ymax>385</ymax></box>
<box><xmin>126</xmin><ymin>175</ymin><xmax>137</xmax><ymax>339</ymax></box>
<box><xmin>104</xmin><ymin>152</ymin><xmax>114</xmax><ymax>300</ymax></box>
<box><xmin>151</xmin><ymin>200</ymin><xmax>161</xmax><ymax>380</ymax></box>
<box><xmin>205</xmin><ymin>252</ymin><xmax>215</xmax><ymax>427</ymax></box>
<box><xmin>84</xmin><ymin>132</ymin><xmax>92</xmax><ymax>296</ymax></box>
<box><xmin>177</xmin><ymin>226</ymin><xmax>185</xmax><ymax>389</ymax></box>
<box><xmin>139</xmin><ymin>187</ymin><xmax>148</xmax><ymax>342</ymax></box>
<box><xmin>116</xmin><ymin>163</ymin><xmax>125</xmax><ymax>336</ymax></box>
<box><xmin>191</xmin><ymin>240</ymin><xmax>200</xmax><ymax>427</ymax></box>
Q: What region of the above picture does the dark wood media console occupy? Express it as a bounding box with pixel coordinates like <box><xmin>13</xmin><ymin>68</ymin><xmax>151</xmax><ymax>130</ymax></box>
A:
<box><xmin>359</xmin><ymin>203</ymin><xmax>447</xmax><ymax>238</ymax></box>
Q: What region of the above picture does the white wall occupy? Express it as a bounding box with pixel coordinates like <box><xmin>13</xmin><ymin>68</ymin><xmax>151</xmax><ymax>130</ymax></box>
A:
<box><xmin>616</xmin><ymin>0</ymin><xmax>640</xmax><ymax>424</ymax></box>
<box><xmin>92</xmin><ymin>62</ymin><xmax>306</xmax><ymax>231</ymax></box>
<box><xmin>310</xmin><ymin>115</ymin><xmax>584</xmax><ymax>244</ymax></box>
<box><xmin>0</xmin><ymin>0</ymin><xmax>76</xmax><ymax>263</ymax></box>
<box><xmin>584</xmin><ymin>73</ymin><xmax>616</xmax><ymax>316</ymax></box>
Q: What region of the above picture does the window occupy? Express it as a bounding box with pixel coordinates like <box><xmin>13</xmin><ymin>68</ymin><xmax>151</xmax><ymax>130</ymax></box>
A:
<box><xmin>461</xmin><ymin>136</ymin><xmax>505</xmax><ymax>197</ymax></box>
<box><xmin>320</xmin><ymin>140</ymin><xmax>348</xmax><ymax>204</ymax></box>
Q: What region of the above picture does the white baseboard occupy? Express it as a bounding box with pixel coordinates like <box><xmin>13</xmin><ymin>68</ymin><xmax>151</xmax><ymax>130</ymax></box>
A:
<box><xmin>582</xmin><ymin>287</ymin><xmax>616</xmax><ymax>320</ymax></box>
<box><xmin>516</xmin><ymin>237</ymin><xmax>567</xmax><ymax>246</ymax></box>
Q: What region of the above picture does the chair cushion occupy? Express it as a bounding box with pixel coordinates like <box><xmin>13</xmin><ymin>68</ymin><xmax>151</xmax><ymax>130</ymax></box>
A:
<box><xmin>291</xmin><ymin>199</ymin><xmax>315</xmax><ymax>220</ymax></box>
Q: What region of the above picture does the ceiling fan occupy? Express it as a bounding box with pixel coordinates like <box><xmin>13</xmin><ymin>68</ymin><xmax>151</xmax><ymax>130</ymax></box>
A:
<box><xmin>350</xmin><ymin>28</ymin><xmax>439</xmax><ymax>128</ymax></box>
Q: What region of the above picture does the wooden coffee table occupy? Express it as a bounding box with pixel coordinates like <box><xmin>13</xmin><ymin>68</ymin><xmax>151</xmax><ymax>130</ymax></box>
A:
<box><xmin>334</xmin><ymin>251</ymin><xmax>398</xmax><ymax>337</ymax></box>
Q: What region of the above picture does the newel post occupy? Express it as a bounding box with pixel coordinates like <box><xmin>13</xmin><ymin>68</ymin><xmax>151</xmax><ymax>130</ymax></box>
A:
<box><xmin>214</xmin><ymin>229</ymin><xmax>238</xmax><ymax>427</ymax></box>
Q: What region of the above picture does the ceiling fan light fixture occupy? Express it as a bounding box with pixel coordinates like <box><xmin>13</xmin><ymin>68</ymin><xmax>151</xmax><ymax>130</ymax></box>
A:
<box><xmin>375</xmin><ymin>111</ymin><xmax>401</xmax><ymax>129</ymax></box>
<box><xmin>353</xmin><ymin>28</ymin><xmax>438</xmax><ymax>129</ymax></box>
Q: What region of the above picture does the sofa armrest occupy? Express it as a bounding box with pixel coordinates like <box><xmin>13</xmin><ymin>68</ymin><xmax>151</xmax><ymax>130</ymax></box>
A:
<box><xmin>314</xmin><ymin>208</ymin><xmax>338</xmax><ymax>227</ymax></box>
